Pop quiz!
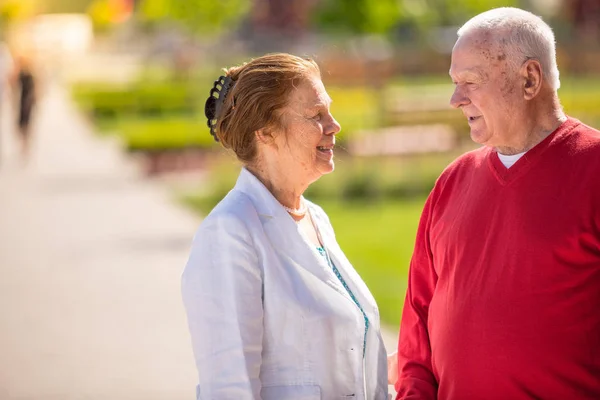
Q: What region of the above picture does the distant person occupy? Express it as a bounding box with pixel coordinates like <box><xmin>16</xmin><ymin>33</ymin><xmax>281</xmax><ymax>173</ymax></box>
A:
<box><xmin>11</xmin><ymin>56</ymin><xmax>37</xmax><ymax>161</ymax></box>
<box><xmin>181</xmin><ymin>53</ymin><xmax>390</xmax><ymax>399</ymax></box>
<box><xmin>393</xmin><ymin>7</ymin><xmax>600</xmax><ymax>399</ymax></box>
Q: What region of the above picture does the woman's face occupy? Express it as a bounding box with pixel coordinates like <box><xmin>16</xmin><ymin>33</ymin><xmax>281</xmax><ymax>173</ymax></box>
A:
<box><xmin>271</xmin><ymin>76</ymin><xmax>341</xmax><ymax>184</ymax></box>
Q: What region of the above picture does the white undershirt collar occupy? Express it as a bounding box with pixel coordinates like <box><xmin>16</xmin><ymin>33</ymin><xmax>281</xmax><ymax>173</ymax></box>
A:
<box><xmin>497</xmin><ymin>151</ymin><xmax>527</xmax><ymax>169</ymax></box>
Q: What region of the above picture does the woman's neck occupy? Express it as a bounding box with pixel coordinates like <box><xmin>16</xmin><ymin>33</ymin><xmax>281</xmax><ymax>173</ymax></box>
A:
<box><xmin>246</xmin><ymin>164</ymin><xmax>308</xmax><ymax>210</ymax></box>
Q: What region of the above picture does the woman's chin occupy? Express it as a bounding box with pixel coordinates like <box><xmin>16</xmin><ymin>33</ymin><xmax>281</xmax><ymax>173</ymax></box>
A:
<box><xmin>318</xmin><ymin>160</ymin><xmax>335</xmax><ymax>175</ymax></box>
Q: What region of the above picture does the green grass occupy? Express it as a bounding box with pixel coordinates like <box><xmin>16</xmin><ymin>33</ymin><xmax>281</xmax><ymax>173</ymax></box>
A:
<box><xmin>318</xmin><ymin>199</ymin><xmax>425</xmax><ymax>327</ymax></box>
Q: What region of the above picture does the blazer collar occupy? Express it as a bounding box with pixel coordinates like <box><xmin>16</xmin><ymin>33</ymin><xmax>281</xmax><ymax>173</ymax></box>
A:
<box><xmin>311</xmin><ymin>209</ymin><xmax>379</xmax><ymax>314</ymax></box>
<box><xmin>233</xmin><ymin>167</ymin><xmax>284</xmax><ymax>218</ymax></box>
<box><xmin>232</xmin><ymin>168</ymin><xmax>355</xmax><ymax>303</ymax></box>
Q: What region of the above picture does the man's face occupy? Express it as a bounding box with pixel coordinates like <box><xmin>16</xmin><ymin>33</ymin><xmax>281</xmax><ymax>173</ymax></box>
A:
<box><xmin>449</xmin><ymin>32</ymin><xmax>523</xmax><ymax>148</ymax></box>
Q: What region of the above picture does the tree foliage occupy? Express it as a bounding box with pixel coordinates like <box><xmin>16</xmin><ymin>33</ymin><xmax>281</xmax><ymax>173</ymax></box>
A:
<box><xmin>39</xmin><ymin>0</ymin><xmax>96</xmax><ymax>14</ymax></box>
<box><xmin>0</xmin><ymin>0</ymin><xmax>35</xmax><ymax>24</ymax></box>
<box><xmin>313</xmin><ymin>0</ymin><xmax>520</xmax><ymax>36</ymax></box>
<box><xmin>314</xmin><ymin>0</ymin><xmax>403</xmax><ymax>35</ymax></box>
<box><xmin>137</xmin><ymin>0</ymin><xmax>251</xmax><ymax>35</ymax></box>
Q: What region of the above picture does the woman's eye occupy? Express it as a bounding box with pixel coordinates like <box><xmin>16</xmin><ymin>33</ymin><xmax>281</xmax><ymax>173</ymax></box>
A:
<box><xmin>312</xmin><ymin>113</ymin><xmax>321</xmax><ymax>120</ymax></box>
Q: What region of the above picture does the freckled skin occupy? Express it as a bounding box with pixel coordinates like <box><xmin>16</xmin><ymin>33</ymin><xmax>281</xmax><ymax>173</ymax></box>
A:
<box><xmin>271</xmin><ymin>77</ymin><xmax>341</xmax><ymax>184</ymax></box>
<box><xmin>449</xmin><ymin>31</ymin><xmax>526</xmax><ymax>149</ymax></box>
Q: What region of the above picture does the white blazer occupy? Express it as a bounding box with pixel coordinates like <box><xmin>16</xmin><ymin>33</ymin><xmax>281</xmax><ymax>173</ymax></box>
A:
<box><xmin>182</xmin><ymin>168</ymin><xmax>389</xmax><ymax>400</ymax></box>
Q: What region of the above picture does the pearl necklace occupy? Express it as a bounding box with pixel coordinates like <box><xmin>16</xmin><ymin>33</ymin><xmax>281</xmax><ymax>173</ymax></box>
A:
<box><xmin>281</xmin><ymin>199</ymin><xmax>307</xmax><ymax>216</ymax></box>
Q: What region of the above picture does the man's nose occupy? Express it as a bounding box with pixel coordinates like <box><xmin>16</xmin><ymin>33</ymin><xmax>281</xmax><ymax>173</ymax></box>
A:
<box><xmin>450</xmin><ymin>86</ymin><xmax>469</xmax><ymax>109</ymax></box>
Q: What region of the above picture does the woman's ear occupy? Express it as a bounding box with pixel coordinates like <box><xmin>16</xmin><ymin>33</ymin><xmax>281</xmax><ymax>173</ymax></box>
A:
<box><xmin>255</xmin><ymin>128</ymin><xmax>277</xmax><ymax>148</ymax></box>
<box><xmin>522</xmin><ymin>59</ymin><xmax>543</xmax><ymax>100</ymax></box>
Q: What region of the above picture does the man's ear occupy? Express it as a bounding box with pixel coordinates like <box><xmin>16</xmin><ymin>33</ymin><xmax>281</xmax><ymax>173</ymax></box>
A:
<box><xmin>522</xmin><ymin>59</ymin><xmax>543</xmax><ymax>100</ymax></box>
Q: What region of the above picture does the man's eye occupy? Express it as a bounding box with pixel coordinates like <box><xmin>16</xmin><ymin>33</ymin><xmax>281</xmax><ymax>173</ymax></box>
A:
<box><xmin>312</xmin><ymin>113</ymin><xmax>321</xmax><ymax>120</ymax></box>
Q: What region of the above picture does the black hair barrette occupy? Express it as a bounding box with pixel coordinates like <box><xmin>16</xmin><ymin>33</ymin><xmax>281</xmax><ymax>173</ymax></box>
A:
<box><xmin>204</xmin><ymin>75</ymin><xmax>235</xmax><ymax>142</ymax></box>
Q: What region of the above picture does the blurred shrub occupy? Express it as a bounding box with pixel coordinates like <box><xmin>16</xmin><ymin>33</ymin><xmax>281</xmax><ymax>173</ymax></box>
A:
<box><xmin>74</xmin><ymin>75</ymin><xmax>600</xmax><ymax>154</ymax></box>
<box><xmin>72</xmin><ymin>84</ymin><xmax>135</xmax><ymax>118</ymax></box>
<box><xmin>72</xmin><ymin>81</ymin><xmax>381</xmax><ymax>151</ymax></box>
<box><xmin>119</xmin><ymin>117</ymin><xmax>217</xmax><ymax>151</ymax></box>
<box><xmin>72</xmin><ymin>81</ymin><xmax>198</xmax><ymax>119</ymax></box>
<box><xmin>183</xmin><ymin>154</ymin><xmax>453</xmax><ymax>215</ymax></box>
<box><xmin>138</xmin><ymin>0</ymin><xmax>250</xmax><ymax>36</ymax></box>
<box><xmin>340</xmin><ymin>170</ymin><xmax>382</xmax><ymax>201</ymax></box>
<box><xmin>306</xmin><ymin>155</ymin><xmax>446</xmax><ymax>203</ymax></box>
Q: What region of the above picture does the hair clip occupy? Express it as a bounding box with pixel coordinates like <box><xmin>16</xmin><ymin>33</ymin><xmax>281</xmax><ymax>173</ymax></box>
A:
<box><xmin>204</xmin><ymin>75</ymin><xmax>235</xmax><ymax>142</ymax></box>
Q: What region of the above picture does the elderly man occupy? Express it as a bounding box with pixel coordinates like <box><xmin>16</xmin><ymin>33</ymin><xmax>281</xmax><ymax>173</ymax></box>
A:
<box><xmin>394</xmin><ymin>7</ymin><xmax>600</xmax><ymax>399</ymax></box>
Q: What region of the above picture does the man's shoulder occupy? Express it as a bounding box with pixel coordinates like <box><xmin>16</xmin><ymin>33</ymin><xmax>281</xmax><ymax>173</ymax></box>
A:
<box><xmin>425</xmin><ymin>147</ymin><xmax>489</xmax><ymax>199</ymax></box>
<box><xmin>560</xmin><ymin>118</ymin><xmax>600</xmax><ymax>162</ymax></box>
<box><xmin>440</xmin><ymin>146</ymin><xmax>489</xmax><ymax>179</ymax></box>
<box><xmin>571</xmin><ymin>119</ymin><xmax>600</xmax><ymax>144</ymax></box>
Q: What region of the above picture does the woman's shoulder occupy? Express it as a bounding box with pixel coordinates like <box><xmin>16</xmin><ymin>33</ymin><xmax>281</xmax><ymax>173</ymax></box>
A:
<box><xmin>200</xmin><ymin>190</ymin><xmax>260</xmax><ymax>231</ymax></box>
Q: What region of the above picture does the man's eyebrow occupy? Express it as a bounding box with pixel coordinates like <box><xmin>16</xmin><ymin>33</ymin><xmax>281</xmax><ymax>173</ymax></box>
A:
<box><xmin>450</xmin><ymin>68</ymin><xmax>484</xmax><ymax>80</ymax></box>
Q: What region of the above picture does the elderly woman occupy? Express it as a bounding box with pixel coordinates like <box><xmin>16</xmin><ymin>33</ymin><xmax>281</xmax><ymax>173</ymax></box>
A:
<box><xmin>181</xmin><ymin>53</ymin><xmax>389</xmax><ymax>399</ymax></box>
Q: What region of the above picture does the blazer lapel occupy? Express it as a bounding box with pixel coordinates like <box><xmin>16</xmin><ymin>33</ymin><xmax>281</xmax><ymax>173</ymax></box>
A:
<box><xmin>310</xmin><ymin>207</ymin><xmax>379</xmax><ymax>321</ymax></box>
<box><xmin>232</xmin><ymin>168</ymin><xmax>353</xmax><ymax>302</ymax></box>
<box><xmin>263</xmin><ymin>217</ymin><xmax>353</xmax><ymax>302</ymax></box>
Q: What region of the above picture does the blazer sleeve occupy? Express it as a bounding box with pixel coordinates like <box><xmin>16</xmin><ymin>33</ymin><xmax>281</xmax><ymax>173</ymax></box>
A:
<box><xmin>395</xmin><ymin>192</ymin><xmax>439</xmax><ymax>399</ymax></box>
<box><xmin>181</xmin><ymin>212</ymin><xmax>263</xmax><ymax>400</ymax></box>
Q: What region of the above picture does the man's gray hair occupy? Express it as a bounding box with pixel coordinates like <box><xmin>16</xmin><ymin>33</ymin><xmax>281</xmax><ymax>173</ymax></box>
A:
<box><xmin>457</xmin><ymin>7</ymin><xmax>560</xmax><ymax>90</ymax></box>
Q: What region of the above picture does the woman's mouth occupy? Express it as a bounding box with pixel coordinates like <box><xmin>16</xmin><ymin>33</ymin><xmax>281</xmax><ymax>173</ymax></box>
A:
<box><xmin>317</xmin><ymin>145</ymin><xmax>334</xmax><ymax>153</ymax></box>
<box><xmin>317</xmin><ymin>145</ymin><xmax>334</xmax><ymax>159</ymax></box>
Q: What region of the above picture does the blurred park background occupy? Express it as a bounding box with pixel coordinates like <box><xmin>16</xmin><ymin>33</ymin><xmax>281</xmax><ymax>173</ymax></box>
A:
<box><xmin>1</xmin><ymin>0</ymin><xmax>600</xmax><ymax>398</ymax></box>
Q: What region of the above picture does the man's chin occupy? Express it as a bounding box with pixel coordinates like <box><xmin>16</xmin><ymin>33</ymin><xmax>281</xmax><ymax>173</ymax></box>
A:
<box><xmin>469</xmin><ymin>129</ymin><xmax>491</xmax><ymax>146</ymax></box>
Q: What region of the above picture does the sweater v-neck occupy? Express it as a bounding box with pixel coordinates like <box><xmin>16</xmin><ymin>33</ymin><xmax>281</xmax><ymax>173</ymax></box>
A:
<box><xmin>487</xmin><ymin>117</ymin><xmax>580</xmax><ymax>185</ymax></box>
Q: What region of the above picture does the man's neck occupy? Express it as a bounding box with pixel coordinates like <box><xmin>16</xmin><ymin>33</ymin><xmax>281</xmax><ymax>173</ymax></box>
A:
<box><xmin>496</xmin><ymin>97</ymin><xmax>566</xmax><ymax>155</ymax></box>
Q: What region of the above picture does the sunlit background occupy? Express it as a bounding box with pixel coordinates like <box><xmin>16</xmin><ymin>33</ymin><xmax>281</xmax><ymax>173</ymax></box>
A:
<box><xmin>0</xmin><ymin>0</ymin><xmax>599</xmax><ymax>398</ymax></box>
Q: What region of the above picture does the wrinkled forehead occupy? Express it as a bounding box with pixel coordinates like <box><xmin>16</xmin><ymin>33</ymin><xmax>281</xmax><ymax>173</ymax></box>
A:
<box><xmin>289</xmin><ymin>76</ymin><xmax>332</xmax><ymax>110</ymax></box>
<box><xmin>450</xmin><ymin>30</ymin><xmax>508</xmax><ymax>77</ymax></box>
<box><xmin>454</xmin><ymin>30</ymin><xmax>502</xmax><ymax>57</ymax></box>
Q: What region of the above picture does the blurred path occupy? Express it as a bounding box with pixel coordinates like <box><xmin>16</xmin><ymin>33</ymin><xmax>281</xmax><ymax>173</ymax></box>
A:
<box><xmin>0</xmin><ymin>81</ymin><xmax>399</xmax><ymax>399</ymax></box>
<box><xmin>0</xmin><ymin>81</ymin><xmax>199</xmax><ymax>399</ymax></box>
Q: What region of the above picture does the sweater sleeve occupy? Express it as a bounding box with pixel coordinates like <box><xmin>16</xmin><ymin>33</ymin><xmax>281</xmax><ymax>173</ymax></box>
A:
<box><xmin>181</xmin><ymin>213</ymin><xmax>263</xmax><ymax>400</ymax></box>
<box><xmin>395</xmin><ymin>192</ymin><xmax>439</xmax><ymax>399</ymax></box>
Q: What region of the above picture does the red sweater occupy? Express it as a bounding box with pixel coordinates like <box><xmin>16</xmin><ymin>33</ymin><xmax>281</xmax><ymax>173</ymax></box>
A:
<box><xmin>396</xmin><ymin>118</ymin><xmax>600</xmax><ymax>399</ymax></box>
